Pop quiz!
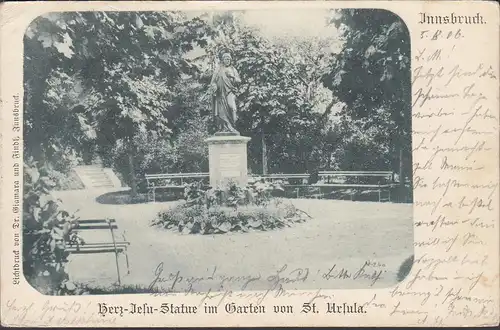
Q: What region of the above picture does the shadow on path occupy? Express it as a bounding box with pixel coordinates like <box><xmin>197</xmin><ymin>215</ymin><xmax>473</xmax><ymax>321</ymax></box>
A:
<box><xmin>95</xmin><ymin>189</ymin><xmax>180</xmax><ymax>205</ymax></box>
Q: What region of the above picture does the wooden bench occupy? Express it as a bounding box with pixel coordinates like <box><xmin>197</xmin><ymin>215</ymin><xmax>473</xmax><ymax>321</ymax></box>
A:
<box><xmin>67</xmin><ymin>218</ymin><xmax>130</xmax><ymax>285</ymax></box>
<box><xmin>251</xmin><ymin>173</ymin><xmax>310</xmax><ymax>185</ymax></box>
<box><xmin>314</xmin><ymin>171</ymin><xmax>396</xmax><ymax>202</ymax></box>
<box><xmin>145</xmin><ymin>172</ymin><xmax>209</xmax><ymax>202</ymax></box>
<box><xmin>251</xmin><ymin>174</ymin><xmax>310</xmax><ymax>198</ymax></box>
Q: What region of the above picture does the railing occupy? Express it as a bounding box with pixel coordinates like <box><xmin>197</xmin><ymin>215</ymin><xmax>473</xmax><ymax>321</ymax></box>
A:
<box><xmin>144</xmin><ymin>171</ymin><xmax>402</xmax><ymax>202</ymax></box>
<box><xmin>250</xmin><ymin>173</ymin><xmax>310</xmax><ymax>185</ymax></box>
<box><xmin>317</xmin><ymin>171</ymin><xmax>394</xmax><ymax>183</ymax></box>
<box><xmin>315</xmin><ymin>171</ymin><xmax>396</xmax><ymax>202</ymax></box>
<box><xmin>145</xmin><ymin>173</ymin><xmax>310</xmax><ymax>187</ymax></box>
<box><xmin>145</xmin><ymin>173</ymin><xmax>209</xmax><ymax>202</ymax></box>
<box><xmin>144</xmin><ymin>172</ymin><xmax>310</xmax><ymax>202</ymax></box>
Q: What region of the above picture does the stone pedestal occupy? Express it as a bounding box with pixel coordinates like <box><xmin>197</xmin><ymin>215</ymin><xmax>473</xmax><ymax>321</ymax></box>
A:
<box><xmin>205</xmin><ymin>134</ymin><xmax>251</xmax><ymax>188</ymax></box>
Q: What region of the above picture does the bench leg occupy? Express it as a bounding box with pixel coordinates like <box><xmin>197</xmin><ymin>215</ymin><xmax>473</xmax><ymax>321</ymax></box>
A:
<box><xmin>114</xmin><ymin>251</ymin><xmax>122</xmax><ymax>286</ymax></box>
<box><xmin>148</xmin><ymin>188</ymin><xmax>157</xmax><ymax>203</ymax></box>
<box><xmin>109</xmin><ymin>224</ymin><xmax>121</xmax><ymax>285</ymax></box>
<box><xmin>125</xmin><ymin>250</ymin><xmax>130</xmax><ymax>275</ymax></box>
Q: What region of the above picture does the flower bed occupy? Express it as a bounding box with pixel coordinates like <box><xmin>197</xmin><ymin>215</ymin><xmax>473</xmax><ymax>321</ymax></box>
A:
<box><xmin>152</xmin><ymin>200</ymin><xmax>309</xmax><ymax>234</ymax></box>
<box><xmin>151</xmin><ymin>180</ymin><xmax>311</xmax><ymax>234</ymax></box>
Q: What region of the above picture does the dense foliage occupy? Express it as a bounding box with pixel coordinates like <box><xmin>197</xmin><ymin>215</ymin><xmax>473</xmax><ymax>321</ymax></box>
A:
<box><xmin>198</xmin><ymin>13</ymin><xmax>339</xmax><ymax>173</ymax></box>
<box><xmin>24</xmin><ymin>10</ymin><xmax>412</xmax><ymax>187</ymax></box>
<box><xmin>23</xmin><ymin>159</ymin><xmax>84</xmax><ymax>294</ymax></box>
<box><xmin>323</xmin><ymin>9</ymin><xmax>412</xmax><ymax>179</ymax></box>
<box><xmin>24</xmin><ymin>12</ymin><xmax>213</xmax><ymax>195</ymax></box>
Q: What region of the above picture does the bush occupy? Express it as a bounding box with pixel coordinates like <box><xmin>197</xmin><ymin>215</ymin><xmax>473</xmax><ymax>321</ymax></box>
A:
<box><xmin>152</xmin><ymin>199</ymin><xmax>309</xmax><ymax>235</ymax></box>
<box><xmin>23</xmin><ymin>159</ymin><xmax>84</xmax><ymax>295</ymax></box>
<box><xmin>182</xmin><ymin>179</ymin><xmax>284</xmax><ymax>208</ymax></box>
<box><xmin>104</xmin><ymin>116</ymin><xmax>210</xmax><ymax>190</ymax></box>
<box><xmin>247</xmin><ymin>178</ymin><xmax>285</xmax><ymax>205</ymax></box>
<box><xmin>49</xmin><ymin>168</ymin><xmax>85</xmax><ymax>191</ymax></box>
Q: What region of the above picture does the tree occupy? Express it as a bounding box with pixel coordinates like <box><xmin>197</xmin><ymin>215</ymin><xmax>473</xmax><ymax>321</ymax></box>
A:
<box><xmin>24</xmin><ymin>27</ymin><xmax>95</xmax><ymax>174</ymax></box>
<box><xmin>24</xmin><ymin>12</ymin><xmax>213</xmax><ymax>195</ymax></box>
<box><xmin>24</xmin><ymin>9</ymin><xmax>411</xmax><ymax>199</ymax></box>
<box><xmin>196</xmin><ymin>12</ymin><xmax>339</xmax><ymax>174</ymax></box>
<box><xmin>322</xmin><ymin>9</ymin><xmax>412</xmax><ymax>196</ymax></box>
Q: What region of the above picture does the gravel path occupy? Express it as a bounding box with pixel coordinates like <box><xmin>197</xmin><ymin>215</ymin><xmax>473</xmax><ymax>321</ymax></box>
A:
<box><xmin>54</xmin><ymin>188</ymin><xmax>413</xmax><ymax>292</ymax></box>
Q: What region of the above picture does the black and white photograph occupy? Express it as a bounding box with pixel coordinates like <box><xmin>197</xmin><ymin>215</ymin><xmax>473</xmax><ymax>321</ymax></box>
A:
<box><xmin>22</xmin><ymin>8</ymin><xmax>413</xmax><ymax>296</ymax></box>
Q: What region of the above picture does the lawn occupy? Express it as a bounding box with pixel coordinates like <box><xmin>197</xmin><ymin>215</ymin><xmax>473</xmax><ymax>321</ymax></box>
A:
<box><xmin>54</xmin><ymin>188</ymin><xmax>413</xmax><ymax>293</ymax></box>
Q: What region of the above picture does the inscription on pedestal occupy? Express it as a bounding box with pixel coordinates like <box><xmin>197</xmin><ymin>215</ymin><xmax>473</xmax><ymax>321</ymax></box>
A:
<box><xmin>219</xmin><ymin>153</ymin><xmax>242</xmax><ymax>178</ymax></box>
<box><xmin>205</xmin><ymin>135</ymin><xmax>251</xmax><ymax>188</ymax></box>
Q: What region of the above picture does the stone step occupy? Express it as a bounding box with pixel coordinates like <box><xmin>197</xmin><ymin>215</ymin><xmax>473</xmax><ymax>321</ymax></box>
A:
<box><xmin>86</xmin><ymin>174</ymin><xmax>110</xmax><ymax>179</ymax></box>
<box><xmin>74</xmin><ymin>165</ymin><xmax>122</xmax><ymax>189</ymax></box>
<box><xmin>83</xmin><ymin>171</ymin><xmax>108</xmax><ymax>176</ymax></box>
<box><xmin>89</xmin><ymin>182</ymin><xmax>114</xmax><ymax>187</ymax></box>
<box><xmin>85</xmin><ymin>173</ymin><xmax>110</xmax><ymax>179</ymax></box>
<box><xmin>87</xmin><ymin>177</ymin><xmax>111</xmax><ymax>183</ymax></box>
<box><xmin>90</xmin><ymin>179</ymin><xmax>112</xmax><ymax>182</ymax></box>
<box><xmin>80</xmin><ymin>171</ymin><xmax>107</xmax><ymax>176</ymax></box>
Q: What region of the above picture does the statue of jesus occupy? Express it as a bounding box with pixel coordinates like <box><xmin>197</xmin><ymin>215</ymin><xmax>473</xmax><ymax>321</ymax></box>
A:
<box><xmin>209</xmin><ymin>52</ymin><xmax>241</xmax><ymax>134</ymax></box>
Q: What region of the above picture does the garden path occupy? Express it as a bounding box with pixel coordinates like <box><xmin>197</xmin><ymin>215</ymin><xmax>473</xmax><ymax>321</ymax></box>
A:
<box><xmin>54</xmin><ymin>188</ymin><xmax>414</xmax><ymax>293</ymax></box>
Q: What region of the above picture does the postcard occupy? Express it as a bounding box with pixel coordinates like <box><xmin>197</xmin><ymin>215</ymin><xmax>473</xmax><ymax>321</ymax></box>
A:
<box><xmin>0</xmin><ymin>0</ymin><xmax>498</xmax><ymax>327</ymax></box>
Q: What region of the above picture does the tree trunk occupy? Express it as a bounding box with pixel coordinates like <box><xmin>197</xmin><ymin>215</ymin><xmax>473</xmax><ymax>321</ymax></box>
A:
<box><xmin>261</xmin><ymin>132</ymin><xmax>268</xmax><ymax>175</ymax></box>
<box><xmin>305</xmin><ymin>151</ymin><xmax>310</xmax><ymax>173</ymax></box>
<box><xmin>128</xmin><ymin>141</ymin><xmax>138</xmax><ymax>198</ymax></box>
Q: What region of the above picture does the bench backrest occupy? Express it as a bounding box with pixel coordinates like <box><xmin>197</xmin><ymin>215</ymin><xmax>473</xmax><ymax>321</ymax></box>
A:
<box><xmin>145</xmin><ymin>173</ymin><xmax>210</xmax><ymax>188</ymax></box>
<box><xmin>256</xmin><ymin>174</ymin><xmax>309</xmax><ymax>178</ymax></box>
<box><xmin>251</xmin><ymin>173</ymin><xmax>310</xmax><ymax>185</ymax></box>
<box><xmin>252</xmin><ymin>174</ymin><xmax>309</xmax><ymax>180</ymax></box>
<box><xmin>318</xmin><ymin>171</ymin><xmax>394</xmax><ymax>183</ymax></box>
<box><xmin>146</xmin><ymin>173</ymin><xmax>310</xmax><ymax>180</ymax></box>
<box><xmin>76</xmin><ymin>219</ymin><xmax>118</xmax><ymax>230</ymax></box>
<box><xmin>319</xmin><ymin>171</ymin><xmax>393</xmax><ymax>177</ymax></box>
<box><xmin>145</xmin><ymin>173</ymin><xmax>209</xmax><ymax>180</ymax></box>
<box><xmin>145</xmin><ymin>172</ymin><xmax>310</xmax><ymax>187</ymax></box>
